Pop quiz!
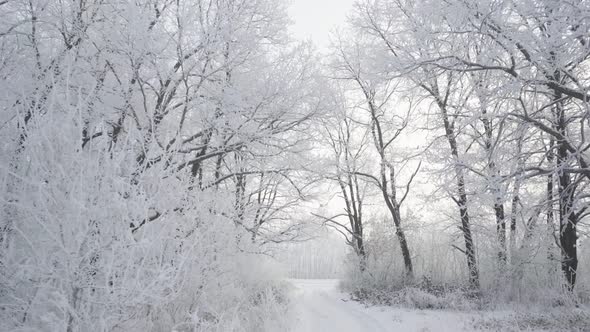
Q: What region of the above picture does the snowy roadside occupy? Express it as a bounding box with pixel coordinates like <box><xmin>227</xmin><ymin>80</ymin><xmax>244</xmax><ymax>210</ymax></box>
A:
<box><xmin>286</xmin><ymin>279</ymin><xmax>590</xmax><ymax>332</ymax></box>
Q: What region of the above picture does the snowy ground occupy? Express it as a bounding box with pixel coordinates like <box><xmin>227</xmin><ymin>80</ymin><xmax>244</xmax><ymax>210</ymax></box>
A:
<box><xmin>287</xmin><ymin>279</ymin><xmax>590</xmax><ymax>331</ymax></box>
<box><xmin>288</xmin><ymin>279</ymin><xmax>476</xmax><ymax>331</ymax></box>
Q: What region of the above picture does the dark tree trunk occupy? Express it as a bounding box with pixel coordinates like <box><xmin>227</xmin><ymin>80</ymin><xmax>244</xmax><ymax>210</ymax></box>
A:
<box><xmin>331</xmin><ymin>115</ymin><xmax>368</xmax><ymax>272</ymax></box>
<box><xmin>338</xmin><ymin>173</ymin><xmax>366</xmax><ymax>272</ymax></box>
<box><xmin>552</xmin><ymin>83</ymin><xmax>578</xmax><ymax>291</ymax></box>
<box><xmin>374</xmin><ymin>118</ymin><xmax>413</xmax><ymax>279</ymax></box>
<box><xmin>359</xmin><ymin>82</ymin><xmax>414</xmax><ymax>279</ymax></box>
<box><xmin>382</xmin><ymin>189</ymin><xmax>413</xmax><ymax>278</ymax></box>
<box><xmin>546</xmin><ymin>136</ymin><xmax>556</xmax><ymax>267</ymax></box>
<box><xmin>510</xmin><ymin>190</ymin><xmax>519</xmax><ymax>251</ymax></box>
<box><xmin>557</xmin><ymin>135</ymin><xmax>578</xmax><ymax>290</ymax></box>
<box><xmin>355</xmin><ymin>225</ymin><xmax>366</xmax><ymax>272</ymax></box>
<box><xmin>394</xmin><ymin>212</ymin><xmax>413</xmax><ymax>278</ymax></box>
<box><xmin>456</xmin><ymin>177</ymin><xmax>480</xmax><ymax>289</ymax></box>
<box><xmin>494</xmin><ymin>202</ymin><xmax>506</xmax><ymax>263</ymax></box>
<box><xmin>427</xmin><ymin>79</ymin><xmax>480</xmax><ymax>289</ymax></box>
<box><xmin>557</xmin><ymin>159</ymin><xmax>578</xmax><ymax>290</ymax></box>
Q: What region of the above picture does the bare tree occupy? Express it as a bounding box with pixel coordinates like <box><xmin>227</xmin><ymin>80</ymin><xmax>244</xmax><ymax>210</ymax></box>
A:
<box><xmin>329</xmin><ymin>38</ymin><xmax>419</xmax><ymax>279</ymax></box>
<box><xmin>318</xmin><ymin>94</ymin><xmax>371</xmax><ymax>270</ymax></box>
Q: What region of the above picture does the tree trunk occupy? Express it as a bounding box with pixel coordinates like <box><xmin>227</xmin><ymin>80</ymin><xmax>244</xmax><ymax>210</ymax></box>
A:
<box><xmin>553</xmin><ymin>88</ymin><xmax>578</xmax><ymax>291</ymax></box>
<box><xmin>362</xmin><ymin>84</ymin><xmax>414</xmax><ymax>279</ymax></box>
<box><xmin>557</xmin><ymin>156</ymin><xmax>578</xmax><ymax>290</ymax></box>
<box><xmin>418</xmin><ymin>78</ymin><xmax>479</xmax><ymax>288</ymax></box>
<box><xmin>557</xmin><ymin>136</ymin><xmax>578</xmax><ymax>290</ymax></box>
<box><xmin>456</xmin><ymin>175</ymin><xmax>480</xmax><ymax>289</ymax></box>
<box><xmin>356</xmin><ymin>229</ymin><xmax>367</xmax><ymax>272</ymax></box>
<box><xmin>546</xmin><ymin>136</ymin><xmax>557</xmax><ymax>272</ymax></box>
<box><xmin>493</xmin><ymin>202</ymin><xmax>506</xmax><ymax>264</ymax></box>
<box><xmin>477</xmin><ymin>88</ymin><xmax>506</xmax><ymax>266</ymax></box>
<box><xmin>393</xmin><ymin>207</ymin><xmax>413</xmax><ymax>278</ymax></box>
<box><xmin>436</xmin><ymin>92</ymin><xmax>480</xmax><ymax>289</ymax></box>
<box><xmin>509</xmin><ymin>124</ymin><xmax>527</xmax><ymax>261</ymax></box>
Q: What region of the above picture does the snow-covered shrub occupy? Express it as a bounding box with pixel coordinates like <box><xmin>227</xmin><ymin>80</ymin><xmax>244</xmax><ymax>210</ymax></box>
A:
<box><xmin>341</xmin><ymin>218</ymin><xmax>406</xmax><ymax>295</ymax></box>
<box><xmin>0</xmin><ymin>0</ymin><xmax>318</xmax><ymax>331</ymax></box>
<box><xmin>340</xmin><ymin>217</ymin><xmax>470</xmax><ymax>306</ymax></box>
<box><xmin>341</xmin><ymin>215</ymin><xmax>588</xmax><ymax>311</ymax></box>
<box><xmin>471</xmin><ymin>308</ymin><xmax>590</xmax><ymax>332</ymax></box>
<box><xmin>392</xmin><ymin>287</ymin><xmax>476</xmax><ymax>310</ymax></box>
<box><xmin>0</xmin><ymin>104</ymin><xmax>292</xmax><ymax>331</ymax></box>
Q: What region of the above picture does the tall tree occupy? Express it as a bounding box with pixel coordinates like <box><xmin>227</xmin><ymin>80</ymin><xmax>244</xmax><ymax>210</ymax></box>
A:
<box><xmin>329</xmin><ymin>38</ymin><xmax>419</xmax><ymax>279</ymax></box>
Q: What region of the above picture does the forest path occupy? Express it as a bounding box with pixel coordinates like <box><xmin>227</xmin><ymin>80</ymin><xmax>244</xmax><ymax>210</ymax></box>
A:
<box><xmin>290</xmin><ymin>279</ymin><xmax>389</xmax><ymax>332</ymax></box>
<box><xmin>288</xmin><ymin>279</ymin><xmax>472</xmax><ymax>332</ymax></box>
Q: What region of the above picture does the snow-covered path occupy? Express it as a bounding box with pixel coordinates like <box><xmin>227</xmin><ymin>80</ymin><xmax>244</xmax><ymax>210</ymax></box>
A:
<box><xmin>288</xmin><ymin>279</ymin><xmax>473</xmax><ymax>332</ymax></box>
<box><xmin>290</xmin><ymin>279</ymin><xmax>389</xmax><ymax>332</ymax></box>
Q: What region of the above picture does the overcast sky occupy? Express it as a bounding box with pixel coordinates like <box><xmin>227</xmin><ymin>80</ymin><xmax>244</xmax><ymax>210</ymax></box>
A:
<box><xmin>288</xmin><ymin>0</ymin><xmax>356</xmax><ymax>49</ymax></box>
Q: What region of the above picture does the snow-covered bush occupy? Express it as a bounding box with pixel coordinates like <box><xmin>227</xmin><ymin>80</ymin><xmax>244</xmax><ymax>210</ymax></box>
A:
<box><xmin>0</xmin><ymin>0</ymin><xmax>320</xmax><ymax>331</ymax></box>
<box><xmin>471</xmin><ymin>308</ymin><xmax>590</xmax><ymax>332</ymax></box>
<box><xmin>0</xmin><ymin>98</ymin><xmax>293</xmax><ymax>331</ymax></box>
<box><xmin>341</xmin><ymin>216</ymin><xmax>588</xmax><ymax>310</ymax></box>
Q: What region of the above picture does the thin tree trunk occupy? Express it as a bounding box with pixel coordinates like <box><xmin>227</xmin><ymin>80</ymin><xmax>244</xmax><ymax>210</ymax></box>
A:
<box><xmin>426</xmin><ymin>80</ymin><xmax>479</xmax><ymax>289</ymax></box>
<box><xmin>510</xmin><ymin>125</ymin><xmax>525</xmax><ymax>261</ymax></box>
<box><xmin>358</xmin><ymin>81</ymin><xmax>414</xmax><ymax>279</ymax></box>
<box><xmin>387</xmin><ymin>165</ymin><xmax>414</xmax><ymax>279</ymax></box>
<box><xmin>546</xmin><ymin>136</ymin><xmax>556</xmax><ymax>267</ymax></box>
<box><xmin>368</xmin><ymin>101</ymin><xmax>413</xmax><ymax>279</ymax></box>
<box><xmin>455</xmin><ymin>172</ymin><xmax>479</xmax><ymax>289</ymax></box>
<box><xmin>476</xmin><ymin>83</ymin><xmax>506</xmax><ymax>266</ymax></box>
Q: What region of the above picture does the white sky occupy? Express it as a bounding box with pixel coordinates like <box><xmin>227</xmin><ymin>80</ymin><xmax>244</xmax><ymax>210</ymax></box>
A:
<box><xmin>288</xmin><ymin>0</ymin><xmax>356</xmax><ymax>49</ymax></box>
